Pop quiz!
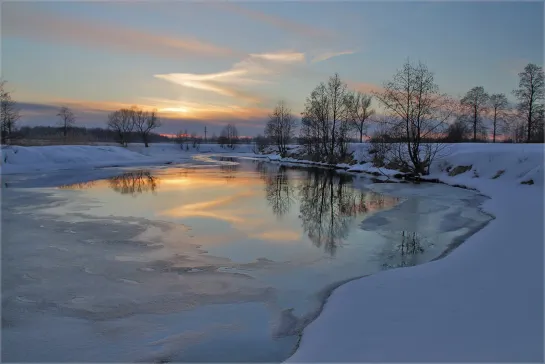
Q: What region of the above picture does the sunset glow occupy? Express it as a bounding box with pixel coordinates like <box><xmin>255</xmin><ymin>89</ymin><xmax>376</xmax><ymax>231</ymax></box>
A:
<box><xmin>3</xmin><ymin>1</ymin><xmax>542</xmax><ymax>135</ymax></box>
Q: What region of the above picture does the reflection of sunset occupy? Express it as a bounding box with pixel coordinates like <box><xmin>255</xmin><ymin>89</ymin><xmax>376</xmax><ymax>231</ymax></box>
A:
<box><xmin>159</xmin><ymin>191</ymin><xmax>258</xmax><ymax>224</ymax></box>
<box><xmin>58</xmin><ymin>165</ymin><xmax>401</xmax><ymax>254</ymax></box>
<box><xmin>159</xmin><ymin>174</ymin><xmax>258</xmax><ymax>189</ymax></box>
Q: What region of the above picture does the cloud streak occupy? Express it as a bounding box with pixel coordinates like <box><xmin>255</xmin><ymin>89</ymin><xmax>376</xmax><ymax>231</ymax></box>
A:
<box><xmin>155</xmin><ymin>51</ymin><xmax>306</xmax><ymax>104</ymax></box>
<box><xmin>312</xmin><ymin>50</ymin><xmax>356</xmax><ymax>63</ymax></box>
<box><xmin>3</xmin><ymin>5</ymin><xmax>239</xmax><ymax>59</ymax></box>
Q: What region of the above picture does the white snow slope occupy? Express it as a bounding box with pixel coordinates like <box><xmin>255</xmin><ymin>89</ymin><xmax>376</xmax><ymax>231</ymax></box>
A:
<box><xmin>287</xmin><ymin>143</ymin><xmax>544</xmax><ymax>362</ymax></box>
<box><xmin>0</xmin><ymin>143</ymin><xmax>258</xmax><ymax>174</ymax></box>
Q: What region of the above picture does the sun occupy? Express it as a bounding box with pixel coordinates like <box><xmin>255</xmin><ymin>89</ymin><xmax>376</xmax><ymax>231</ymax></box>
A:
<box><xmin>160</xmin><ymin>107</ymin><xmax>189</xmax><ymax>114</ymax></box>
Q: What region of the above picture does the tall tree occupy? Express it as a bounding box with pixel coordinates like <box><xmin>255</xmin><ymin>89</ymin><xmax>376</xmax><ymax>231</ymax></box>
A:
<box><xmin>327</xmin><ymin>73</ymin><xmax>349</xmax><ymax>158</ymax></box>
<box><xmin>300</xmin><ymin>73</ymin><xmax>352</xmax><ymax>162</ymax></box>
<box><xmin>221</xmin><ymin>124</ymin><xmax>238</xmax><ymax>149</ymax></box>
<box><xmin>107</xmin><ymin>108</ymin><xmax>133</xmax><ymax>146</ymax></box>
<box><xmin>513</xmin><ymin>63</ymin><xmax>544</xmax><ymax>142</ymax></box>
<box><xmin>374</xmin><ymin>60</ymin><xmax>453</xmax><ymax>175</ymax></box>
<box><xmin>349</xmin><ymin>92</ymin><xmax>375</xmax><ymax>143</ymax></box>
<box><xmin>488</xmin><ymin>93</ymin><xmax>508</xmax><ymax>143</ymax></box>
<box><xmin>461</xmin><ymin>86</ymin><xmax>489</xmax><ymax>142</ymax></box>
<box><xmin>130</xmin><ymin>106</ymin><xmax>161</xmax><ymax>147</ymax></box>
<box><xmin>57</xmin><ymin>106</ymin><xmax>76</xmax><ymax>140</ymax></box>
<box><xmin>265</xmin><ymin>100</ymin><xmax>296</xmax><ymax>157</ymax></box>
<box><xmin>0</xmin><ymin>81</ymin><xmax>20</xmax><ymax>145</ymax></box>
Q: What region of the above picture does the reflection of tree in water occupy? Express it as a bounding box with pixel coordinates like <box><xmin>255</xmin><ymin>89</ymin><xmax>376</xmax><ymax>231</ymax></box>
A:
<box><xmin>264</xmin><ymin>165</ymin><xmax>294</xmax><ymax>217</ymax></box>
<box><xmin>256</xmin><ymin>161</ymin><xmax>398</xmax><ymax>256</ymax></box>
<box><xmin>380</xmin><ymin>230</ymin><xmax>426</xmax><ymax>269</ymax></box>
<box><xmin>219</xmin><ymin>157</ymin><xmax>239</xmax><ymax>180</ymax></box>
<box><xmin>298</xmin><ymin>169</ymin><xmax>369</xmax><ymax>256</ymax></box>
<box><xmin>108</xmin><ymin>171</ymin><xmax>159</xmax><ymax>196</ymax></box>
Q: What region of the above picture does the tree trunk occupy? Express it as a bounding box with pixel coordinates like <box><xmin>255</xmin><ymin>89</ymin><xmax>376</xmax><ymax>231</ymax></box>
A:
<box><xmin>473</xmin><ymin>106</ymin><xmax>477</xmax><ymax>142</ymax></box>
<box><xmin>493</xmin><ymin>110</ymin><xmax>496</xmax><ymax>143</ymax></box>
<box><xmin>143</xmin><ymin>133</ymin><xmax>149</xmax><ymax>147</ymax></box>
<box><xmin>359</xmin><ymin>128</ymin><xmax>363</xmax><ymax>143</ymax></box>
<box><xmin>526</xmin><ymin>105</ymin><xmax>532</xmax><ymax>143</ymax></box>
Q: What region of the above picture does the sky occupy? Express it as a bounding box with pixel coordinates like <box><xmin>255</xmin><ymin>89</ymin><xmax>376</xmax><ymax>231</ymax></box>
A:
<box><xmin>2</xmin><ymin>1</ymin><xmax>543</xmax><ymax>136</ymax></box>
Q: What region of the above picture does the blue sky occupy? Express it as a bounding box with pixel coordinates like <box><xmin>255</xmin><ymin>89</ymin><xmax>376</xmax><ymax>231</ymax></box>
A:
<box><xmin>2</xmin><ymin>1</ymin><xmax>543</xmax><ymax>135</ymax></box>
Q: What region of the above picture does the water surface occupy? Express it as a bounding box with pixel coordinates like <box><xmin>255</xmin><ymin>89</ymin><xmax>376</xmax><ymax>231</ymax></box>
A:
<box><xmin>2</xmin><ymin>157</ymin><xmax>492</xmax><ymax>362</ymax></box>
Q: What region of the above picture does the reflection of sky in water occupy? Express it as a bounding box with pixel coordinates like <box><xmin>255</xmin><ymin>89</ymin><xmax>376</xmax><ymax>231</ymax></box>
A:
<box><xmin>57</xmin><ymin>161</ymin><xmax>401</xmax><ymax>264</ymax></box>
<box><xmin>30</xmin><ymin>158</ymin><xmax>493</xmax><ymax>362</ymax></box>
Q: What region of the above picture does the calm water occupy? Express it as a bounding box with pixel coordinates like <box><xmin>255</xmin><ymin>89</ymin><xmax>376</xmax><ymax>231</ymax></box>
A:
<box><xmin>2</xmin><ymin>157</ymin><xmax>492</xmax><ymax>362</ymax></box>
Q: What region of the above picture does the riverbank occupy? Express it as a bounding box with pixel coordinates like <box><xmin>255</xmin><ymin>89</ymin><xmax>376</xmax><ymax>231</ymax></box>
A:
<box><xmin>0</xmin><ymin>143</ymin><xmax>260</xmax><ymax>175</ymax></box>
<box><xmin>286</xmin><ymin>143</ymin><xmax>544</xmax><ymax>362</ymax></box>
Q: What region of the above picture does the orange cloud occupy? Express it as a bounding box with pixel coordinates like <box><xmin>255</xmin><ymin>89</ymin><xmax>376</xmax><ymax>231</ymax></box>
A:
<box><xmin>143</xmin><ymin>97</ymin><xmax>270</xmax><ymax>125</ymax></box>
<box><xmin>30</xmin><ymin>96</ymin><xmax>270</xmax><ymax>126</ymax></box>
<box><xmin>3</xmin><ymin>5</ymin><xmax>239</xmax><ymax>59</ymax></box>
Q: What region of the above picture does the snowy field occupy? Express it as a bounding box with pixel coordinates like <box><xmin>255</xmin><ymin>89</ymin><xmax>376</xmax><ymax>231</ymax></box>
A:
<box><xmin>0</xmin><ymin>143</ymin><xmax>260</xmax><ymax>175</ymax></box>
<box><xmin>1</xmin><ymin>142</ymin><xmax>543</xmax><ymax>362</ymax></box>
<box><xmin>286</xmin><ymin>143</ymin><xmax>544</xmax><ymax>362</ymax></box>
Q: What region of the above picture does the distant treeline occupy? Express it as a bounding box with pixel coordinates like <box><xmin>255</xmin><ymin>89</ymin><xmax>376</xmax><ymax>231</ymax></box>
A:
<box><xmin>15</xmin><ymin>125</ymin><xmax>172</xmax><ymax>144</ymax></box>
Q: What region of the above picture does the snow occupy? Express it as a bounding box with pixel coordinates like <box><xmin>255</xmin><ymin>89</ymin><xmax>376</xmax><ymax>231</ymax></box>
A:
<box><xmin>0</xmin><ymin>143</ymin><xmax>259</xmax><ymax>174</ymax></box>
<box><xmin>287</xmin><ymin>143</ymin><xmax>544</xmax><ymax>362</ymax></box>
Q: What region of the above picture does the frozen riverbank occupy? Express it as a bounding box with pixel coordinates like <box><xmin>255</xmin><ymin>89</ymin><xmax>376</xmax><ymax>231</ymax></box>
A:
<box><xmin>287</xmin><ymin>144</ymin><xmax>544</xmax><ymax>362</ymax></box>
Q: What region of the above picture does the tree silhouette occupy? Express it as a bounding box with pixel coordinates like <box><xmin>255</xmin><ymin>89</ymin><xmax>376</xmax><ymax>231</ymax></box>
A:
<box><xmin>107</xmin><ymin>171</ymin><xmax>159</xmax><ymax>196</ymax></box>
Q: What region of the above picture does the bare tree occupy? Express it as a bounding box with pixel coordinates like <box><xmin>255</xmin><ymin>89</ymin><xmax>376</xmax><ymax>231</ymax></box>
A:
<box><xmin>300</xmin><ymin>73</ymin><xmax>352</xmax><ymax>163</ymax></box>
<box><xmin>265</xmin><ymin>100</ymin><xmax>296</xmax><ymax>157</ymax></box>
<box><xmin>461</xmin><ymin>86</ymin><xmax>489</xmax><ymax>142</ymax></box>
<box><xmin>107</xmin><ymin>108</ymin><xmax>133</xmax><ymax>146</ymax></box>
<box><xmin>176</xmin><ymin>129</ymin><xmax>189</xmax><ymax>150</ymax></box>
<box><xmin>221</xmin><ymin>124</ymin><xmax>238</xmax><ymax>149</ymax></box>
<box><xmin>513</xmin><ymin>63</ymin><xmax>544</xmax><ymax>142</ymax></box>
<box><xmin>374</xmin><ymin>60</ymin><xmax>453</xmax><ymax>175</ymax></box>
<box><xmin>190</xmin><ymin>132</ymin><xmax>202</xmax><ymax>149</ymax></box>
<box><xmin>488</xmin><ymin>93</ymin><xmax>508</xmax><ymax>143</ymax></box>
<box><xmin>130</xmin><ymin>106</ymin><xmax>161</xmax><ymax>147</ymax></box>
<box><xmin>57</xmin><ymin>106</ymin><xmax>76</xmax><ymax>140</ymax></box>
<box><xmin>1</xmin><ymin>81</ymin><xmax>20</xmax><ymax>145</ymax></box>
<box><xmin>349</xmin><ymin>92</ymin><xmax>375</xmax><ymax>143</ymax></box>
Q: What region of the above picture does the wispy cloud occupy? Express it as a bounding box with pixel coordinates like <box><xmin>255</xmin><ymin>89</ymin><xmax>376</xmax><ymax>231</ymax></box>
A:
<box><xmin>214</xmin><ymin>2</ymin><xmax>333</xmax><ymax>39</ymax></box>
<box><xmin>154</xmin><ymin>51</ymin><xmax>306</xmax><ymax>104</ymax></box>
<box><xmin>3</xmin><ymin>5</ymin><xmax>239</xmax><ymax>59</ymax></box>
<box><xmin>312</xmin><ymin>50</ymin><xmax>356</xmax><ymax>63</ymax></box>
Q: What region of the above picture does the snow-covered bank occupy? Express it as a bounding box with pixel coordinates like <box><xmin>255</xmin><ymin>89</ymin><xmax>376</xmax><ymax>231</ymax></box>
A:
<box><xmin>287</xmin><ymin>144</ymin><xmax>544</xmax><ymax>362</ymax></box>
<box><xmin>267</xmin><ymin>143</ymin><xmax>544</xmax><ymax>187</ymax></box>
<box><xmin>0</xmin><ymin>143</ymin><xmax>258</xmax><ymax>174</ymax></box>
